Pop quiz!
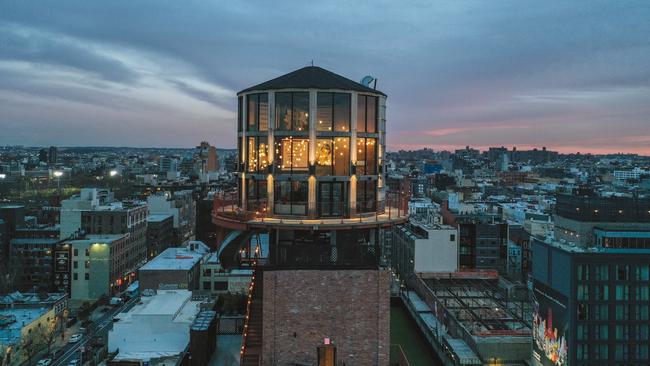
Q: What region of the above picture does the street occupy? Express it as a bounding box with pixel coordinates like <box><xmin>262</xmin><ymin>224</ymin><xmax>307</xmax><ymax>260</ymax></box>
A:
<box><xmin>50</xmin><ymin>297</ymin><xmax>139</xmax><ymax>366</ymax></box>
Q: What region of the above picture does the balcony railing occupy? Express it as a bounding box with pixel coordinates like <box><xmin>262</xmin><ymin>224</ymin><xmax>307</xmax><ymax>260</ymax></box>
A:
<box><xmin>213</xmin><ymin>191</ymin><xmax>408</xmax><ymax>225</ymax></box>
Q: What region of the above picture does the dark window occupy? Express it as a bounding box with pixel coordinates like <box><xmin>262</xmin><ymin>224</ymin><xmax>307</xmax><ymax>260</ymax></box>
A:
<box><xmin>214</xmin><ymin>281</ymin><xmax>228</xmax><ymax>291</ymax></box>
<box><xmin>450</xmin><ymin>234</ymin><xmax>456</xmax><ymax>241</ymax></box>
<box><xmin>275</xmin><ymin>92</ymin><xmax>309</xmax><ymax>131</ymax></box>
<box><xmin>73</xmin><ymin>249</ymin><xmax>78</xmax><ymax>256</ymax></box>
<box><xmin>238</xmin><ymin>96</ymin><xmax>243</xmax><ymax>132</ymax></box>
<box><xmin>246</xmin><ymin>178</ymin><xmax>268</xmax><ymax>211</ymax></box>
<box><xmin>73</xmin><ymin>273</ymin><xmax>78</xmax><ymax>280</ymax></box>
<box><xmin>357</xmin><ymin>95</ymin><xmax>377</xmax><ymax>133</ymax></box>
<box><xmin>73</xmin><ymin>261</ymin><xmax>78</xmax><ymax>269</ymax></box>
<box><xmin>356</xmin><ymin>180</ymin><xmax>377</xmax><ymax>213</ymax></box>
<box><xmin>274</xmin><ymin>180</ymin><xmax>308</xmax><ymax>215</ymax></box>
<box><xmin>84</xmin><ymin>273</ymin><xmax>89</xmax><ymax>280</ymax></box>
<box><xmin>318</xmin><ymin>182</ymin><xmax>347</xmax><ymax>217</ymax></box>
<box><xmin>246</xmin><ymin>93</ymin><xmax>268</xmax><ymax>132</ymax></box>
<box><xmin>203</xmin><ymin>281</ymin><xmax>211</xmax><ymax>290</ymax></box>
<box><xmin>316</xmin><ymin>92</ymin><xmax>350</xmax><ymax>132</ymax></box>
<box><xmin>317</xmin><ymin>92</ymin><xmax>333</xmax><ymax>131</ymax></box>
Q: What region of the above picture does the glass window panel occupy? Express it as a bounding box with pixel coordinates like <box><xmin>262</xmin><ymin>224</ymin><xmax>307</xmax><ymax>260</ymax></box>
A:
<box><xmin>366</xmin><ymin>96</ymin><xmax>377</xmax><ymax>133</ymax></box>
<box><xmin>291</xmin><ymin>181</ymin><xmax>308</xmax><ymax>215</ymax></box>
<box><xmin>247</xmin><ymin>137</ymin><xmax>256</xmax><ymax>172</ymax></box>
<box><xmin>247</xmin><ymin>94</ymin><xmax>258</xmax><ymax>131</ymax></box>
<box><xmin>316</xmin><ymin>139</ymin><xmax>333</xmax><ymax>175</ymax></box>
<box><xmin>357</xmin><ymin>95</ymin><xmax>366</xmax><ymax>133</ymax></box>
<box><xmin>258</xmin><ymin>137</ymin><xmax>269</xmax><ymax>172</ymax></box>
<box><xmin>333</xmin><ymin>137</ymin><xmax>349</xmax><ymax>175</ymax></box>
<box><xmin>366</xmin><ymin>138</ymin><xmax>376</xmax><ymax>175</ymax></box>
<box><xmin>293</xmin><ymin>92</ymin><xmax>309</xmax><ymax>132</ymax></box>
<box><xmin>357</xmin><ymin>138</ymin><xmax>366</xmax><ymax>175</ymax></box>
<box><xmin>333</xmin><ymin>93</ymin><xmax>350</xmax><ymax>132</ymax></box>
<box><xmin>259</xmin><ymin>93</ymin><xmax>268</xmax><ymax>131</ymax></box>
<box><xmin>238</xmin><ymin>96</ymin><xmax>243</xmax><ymax>132</ymax></box>
<box><xmin>275</xmin><ymin>92</ymin><xmax>292</xmax><ymax>131</ymax></box>
<box><xmin>277</xmin><ymin>138</ymin><xmax>308</xmax><ymax>172</ymax></box>
<box><xmin>317</xmin><ymin>93</ymin><xmax>333</xmax><ymax>132</ymax></box>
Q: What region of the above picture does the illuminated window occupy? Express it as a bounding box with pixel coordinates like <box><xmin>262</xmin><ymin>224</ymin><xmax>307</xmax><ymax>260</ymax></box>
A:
<box><xmin>275</xmin><ymin>92</ymin><xmax>309</xmax><ymax>131</ymax></box>
<box><xmin>317</xmin><ymin>138</ymin><xmax>349</xmax><ymax>175</ymax></box>
<box><xmin>247</xmin><ymin>137</ymin><xmax>269</xmax><ymax>173</ymax></box>
<box><xmin>357</xmin><ymin>95</ymin><xmax>377</xmax><ymax>133</ymax></box>
<box><xmin>356</xmin><ymin>138</ymin><xmax>376</xmax><ymax>175</ymax></box>
<box><xmin>275</xmin><ymin>138</ymin><xmax>308</xmax><ymax>172</ymax></box>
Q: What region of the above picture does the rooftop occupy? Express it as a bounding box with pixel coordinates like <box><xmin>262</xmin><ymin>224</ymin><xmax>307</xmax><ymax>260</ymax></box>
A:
<box><xmin>109</xmin><ymin>290</ymin><xmax>203</xmax><ymax>361</ymax></box>
<box><xmin>238</xmin><ymin>66</ymin><xmax>386</xmax><ymax>96</ymax></box>
<box><xmin>67</xmin><ymin>234</ymin><xmax>127</xmax><ymax>246</ymax></box>
<box><xmin>147</xmin><ymin>214</ymin><xmax>173</xmax><ymax>222</ymax></box>
<box><xmin>0</xmin><ymin>307</ymin><xmax>48</xmax><ymax>345</ymax></box>
<box><xmin>139</xmin><ymin>245</ymin><xmax>207</xmax><ymax>271</ymax></box>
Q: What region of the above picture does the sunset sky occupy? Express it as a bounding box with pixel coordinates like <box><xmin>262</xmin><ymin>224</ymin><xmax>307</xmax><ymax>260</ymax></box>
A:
<box><xmin>1</xmin><ymin>1</ymin><xmax>649</xmax><ymax>154</ymax></box>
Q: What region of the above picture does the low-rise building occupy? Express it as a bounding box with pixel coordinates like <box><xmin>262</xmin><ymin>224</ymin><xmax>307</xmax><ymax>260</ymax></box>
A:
<box><xmin>68</xmin><ymin>234</ymin><xmax>132</xmax><ymax>301</ymax></box>
<box><xmin>108</xmin><ymin>289</ymin><xmax>204</xmax><ymax>365</ymax></box>
<box><xmin>199</xmin><ymin>252</ymin><xmax>253</xmax><ymax>296</ymax></box>
<box><xmin>138</xmin><ymin>241</ymin><xmax>209</xmax><ymax>291</ymax></box>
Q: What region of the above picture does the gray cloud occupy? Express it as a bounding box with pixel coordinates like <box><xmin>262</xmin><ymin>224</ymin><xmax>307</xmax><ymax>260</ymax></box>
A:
<box><xmin>0</xmin><ymin>1</ymin><xmax>649</xmax><ymax>152</ymax></box>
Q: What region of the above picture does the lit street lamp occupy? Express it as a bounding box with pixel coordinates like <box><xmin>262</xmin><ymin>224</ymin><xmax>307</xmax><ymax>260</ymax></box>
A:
<box><xmin>53</xmin><ymin>170</ymin><xmax>63</xmax><ymax>190</ymax></box>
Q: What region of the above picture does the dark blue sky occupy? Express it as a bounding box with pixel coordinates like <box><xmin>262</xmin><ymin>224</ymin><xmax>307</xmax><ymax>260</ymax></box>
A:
<box><xmin>1</xmin><ymin>1</ymin><xmax>649</xmax><ymax>153</ymax></box>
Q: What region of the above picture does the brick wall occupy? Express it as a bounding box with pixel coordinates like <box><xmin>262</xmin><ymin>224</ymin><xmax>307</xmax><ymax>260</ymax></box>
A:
<box><xmin>262</xmin><ymin>269</ymin><xmax>390</xmax><ymax>366</ymax></box>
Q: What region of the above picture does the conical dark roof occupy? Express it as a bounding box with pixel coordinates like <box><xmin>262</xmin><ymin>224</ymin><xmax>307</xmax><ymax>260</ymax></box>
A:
<box><xmin>238</xmin><ymin>66</ymin><xmax>386</xmax><ymax>96</ymax></box>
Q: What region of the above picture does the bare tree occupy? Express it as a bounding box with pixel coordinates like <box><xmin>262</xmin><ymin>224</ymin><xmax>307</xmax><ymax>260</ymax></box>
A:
<box><xmin>19</xmin><ymin>329</ymin><xmax>44</xmax><ymax>366</ymax></box>
<box><xmin>42</xmin><ymin>317</ymin><xmax>61</xmax><ymax>355</ymax></box>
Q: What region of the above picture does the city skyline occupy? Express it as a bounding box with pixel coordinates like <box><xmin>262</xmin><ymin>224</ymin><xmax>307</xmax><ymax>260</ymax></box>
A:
<box><xmin>1</xmin><ymin>1</ymin><xmax>650</xmax><ymax>154</ymax></box>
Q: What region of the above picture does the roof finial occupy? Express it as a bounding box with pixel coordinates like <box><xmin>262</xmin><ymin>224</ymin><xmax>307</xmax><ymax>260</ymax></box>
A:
<box><xmin>311</xmin><ymin>59</ymin><xmax>314</xmax><ymax>67</ymax></box>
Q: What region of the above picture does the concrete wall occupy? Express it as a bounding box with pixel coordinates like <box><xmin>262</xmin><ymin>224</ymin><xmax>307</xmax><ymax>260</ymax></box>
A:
<box><xmin>415</xmin><ymin>227</ymin><xmax>458</xmax><ymax>273</ymax></box>
<box><xmin>262</xmin><ymin>269</ymin><xmax>390</xmax><ymax>366</ymax></box>
<box><xmin>139</xmin><ymin>269</ymin><xmax>190</xmax><ymax>290</ymax></box>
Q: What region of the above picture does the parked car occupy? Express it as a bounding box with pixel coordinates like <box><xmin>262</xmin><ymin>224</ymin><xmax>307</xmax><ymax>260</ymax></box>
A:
<box><xmin>68</xmin><ymin>359</ymin><xmax>80</xmax><ymax>366</ymax></box>
<box><xmin>37</xmin><ymin>359</ymin><xmax>52</xmax><ymax>366</ymax></box>
<box><xmin>68</xmin><ymin>333</ymin><xmax>83</xmax><ymax>343</ymax></box>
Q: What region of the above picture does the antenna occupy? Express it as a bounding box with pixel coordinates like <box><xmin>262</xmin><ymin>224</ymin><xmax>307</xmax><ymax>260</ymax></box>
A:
<box><xmin>311</xmin><ymin>60</ymin><xmax>314</xmax><ymax>66</ymax></box>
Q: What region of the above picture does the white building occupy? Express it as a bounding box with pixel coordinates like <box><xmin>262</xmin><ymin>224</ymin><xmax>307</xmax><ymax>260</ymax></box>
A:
<box><xmin>392</xmin><ymin>220</ymin><xmax>459</xmax><ymax>275</ymax></box>
<box><xmin>108</xmin><ymin>290</ymin><xmax>203</xmax><ymax>364</ymax></box>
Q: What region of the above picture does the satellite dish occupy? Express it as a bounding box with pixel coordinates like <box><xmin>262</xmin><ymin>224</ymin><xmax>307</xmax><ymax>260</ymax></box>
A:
<box><xmin>360</xmin><ymin>75</ymin><xmax>374</xmax><ymax>87</ymax></box>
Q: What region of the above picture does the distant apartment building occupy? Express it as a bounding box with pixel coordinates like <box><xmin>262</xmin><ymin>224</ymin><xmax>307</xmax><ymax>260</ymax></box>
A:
<box><xmin>138</xmin><ymin>241</ymin><xmax>209</xmax><ymax>291</ymax></box>
<box><xmin>0</xmin><ymin>205</ymin><xmax>26</xmax><ymax>260</ymax></box>
<box><xmin>60</xmin><ymin>188</ymin><xmax>148</xmax><ymax>270</ymax></box>
<box><xmin>68</xmin><ymin>234</ymin><xmax>132</xmax><ymax>301</ymax></box>
<box><xmin>10</xmin><ymin>236</ymin><xmax>66</xmax><ymax>292</ymax></box>
<box><xmin>146</xmin><ymin>214</ymin><xmax>174</xmax><ymax>259</ymax></box>
<box><xmin>443</xmin><ymin>205</ymin><xmax>509</xmax><ymax>273</ymax></box>
<box><xmin>147</xmin><ymin>190</ymin><xmax>196</xmax><ymax>244</ymax></box>
<box><xmin>532</xmin><ymin>189</ymin><xmax>650</xmax><ymax>366</ymax></box>
<box><xmin>159</xmin><ymin>156</ymin><xmax>178</xmax><ymax>173</ymax></box>
<box><xmin>48</xmin><ymin>146</ymin><xmax>58</xmax><ymax>165</ymax></box>
<box><xmin>613</xmin><ymin>167</ymin><xmax>648</xmax><ymax>184</ymax></box>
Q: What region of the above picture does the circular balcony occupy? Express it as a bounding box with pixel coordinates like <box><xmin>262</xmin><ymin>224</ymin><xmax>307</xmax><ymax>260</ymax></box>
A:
<box><xmin>212</xmin><ymin>191</ymin><xmax>408</xmax><ymax>231</ymax></box>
